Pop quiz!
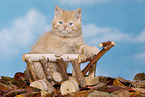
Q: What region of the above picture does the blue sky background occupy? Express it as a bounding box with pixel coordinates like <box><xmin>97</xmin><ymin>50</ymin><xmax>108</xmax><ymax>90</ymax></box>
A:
<box><xmin>0</xmin><ymin>0</ymin><xmax>145</xmax><ymax>80</ymax></box>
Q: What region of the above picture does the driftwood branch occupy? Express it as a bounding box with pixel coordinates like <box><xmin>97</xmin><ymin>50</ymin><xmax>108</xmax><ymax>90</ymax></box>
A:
<box><xmin>82</xmin><ymin>41</ymin><xmax>116</xmax><ymax>76</ymax></box>
<box><xmin>25</xmin><ymin>58</ymin><xmax>37</xmax><ymax>81</ymax></box>
<box><xmin>56</xmin><ymin>58</ymin><xmax>69</xmax><ymax>81</ymax></box>
<box><xmin>71</xmin><ymin>59</ymin><xmax>87</xmax><ymax>87</ymax></box>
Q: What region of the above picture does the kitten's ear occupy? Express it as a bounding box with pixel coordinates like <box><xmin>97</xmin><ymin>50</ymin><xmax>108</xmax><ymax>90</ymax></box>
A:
<box><xmin>73</xmin><ymin>8</ymin><xmax>81</xmax><ymax>20</ymax></box>
<box><xmin>55</xmin><ymin>6</ymin><xmax>62</xmax><ymax>17</ymax></box>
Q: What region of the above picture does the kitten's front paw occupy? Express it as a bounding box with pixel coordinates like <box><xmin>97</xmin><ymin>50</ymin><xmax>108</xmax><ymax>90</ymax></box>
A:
<box><xmin>87</xmin><ymin>46</ymin><xmax>100</xmax><ymax>58</ymax></box>
<box><xmin>55</xmin><ymin>52</ymin><xmax>63</xmax><ymax>57</ymax></box>
<box><xmin>52</xmin><ymin>72</ymin><xmax>62</xmax><ymax>82</ymax></box>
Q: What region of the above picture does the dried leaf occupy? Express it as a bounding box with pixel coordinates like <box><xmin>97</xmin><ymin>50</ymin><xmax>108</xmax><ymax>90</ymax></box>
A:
<box><xmin>16</xmin><ymin>91</ymin><xmax>40</xmax><ymax>97</ymax></box>
<box><xmin>14</xmin><ymin>72</ymin><xmax>25</xmax><ymax>81</ymax></box>
<box><xmin>117</xmin><ymin>77</ymin><xmax>134</xmax><ymax>88</ymax></box>
<box><xmin>97</xmin><ymin>85</ymin><xmax>109</xmax><ymax>91</ymax></box>
<box><xmin>101</xmin><ymin>85</ymin><xmax>125</xmax><ymax>93</ymax></box>
<box><xmin>0</xmin><ymin>76</ymin><xmax>14</xmax><ymax>85</ymax></box>
<box><xmin>129</xmin><ymin>91</ymin><xmax>142</xmax><ymax>97</ymax></box>
<box><xmin>132</xmin><ymin>88</ymin><xmax>145</xmax><ymax>94</ymax></box>
<box><xmin>0</xmin><ymin>82</ymin><xmax>13</xmax><ymax>90</ymax></box>
<box><xmin>73</xmin><ymin>90</ymin><xmax>89</xmax><ymax>97</ymax></box>
<box><xmin>15</xmin><ymin>95</ymin><xmax>24</xmax><ymax>97</ymax></box>
<box><xmin>131</xmin><ymin>81</ymin><xmax>145</xmax><ymax>88</ymax></box>
<box><xmin>113</xmin><ymin>79</ymin><xmax>128</xmax><ymax>88</ymax></box>
<box><xmin>134</xmin><ymin>73</ymin><xmax>145</xmax><ymax>81</ymax></box>
<box><xmin>98</xmin><ymin>76</ymin><xmax>114</xmax><ymax>83</ymax></box>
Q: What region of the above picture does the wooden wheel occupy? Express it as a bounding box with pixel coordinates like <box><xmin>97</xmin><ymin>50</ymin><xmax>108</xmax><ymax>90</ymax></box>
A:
<box><xmin>30</xmin><ymin>79</ymin><xmax>55</xmax><ymax>93</ymax></box>
<box><xmin>30</xmin><ymin>80</ymin><xmax>48</xmax><ymax>91</ymax></box>
<box><xmin>60</xmin><ymin>80</ymin><xmax>79</xmax><ymax>95</ymax></box>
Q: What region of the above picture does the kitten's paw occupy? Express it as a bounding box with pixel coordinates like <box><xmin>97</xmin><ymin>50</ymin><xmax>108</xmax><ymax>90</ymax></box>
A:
<box><xmin>87</xmin><ymin>46</ymin><xmax>100</xmax><ymax>58</ymax></box>
<box><xmin>55</xmin><ymin>52</ymin><xmax>63</xmax><ymax>57</ymax></box>
<box><xmin>52</xmin><ymin>72</ymin><xmax>62</xmax><ymax>82</ymax></box>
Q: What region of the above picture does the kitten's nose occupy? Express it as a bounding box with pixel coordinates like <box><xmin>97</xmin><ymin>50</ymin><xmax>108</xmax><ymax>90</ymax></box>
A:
<box><xmin>63</xmin><ymin>25</ymin><xmax>67</xmax><ymax>29</ymax></box>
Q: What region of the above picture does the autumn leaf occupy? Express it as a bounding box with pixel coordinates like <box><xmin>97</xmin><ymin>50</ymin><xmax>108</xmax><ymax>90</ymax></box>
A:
<box><xmin>113</xmin><ymin>79</ymin><xmax>128</xmax><ymax>88</ymax></box>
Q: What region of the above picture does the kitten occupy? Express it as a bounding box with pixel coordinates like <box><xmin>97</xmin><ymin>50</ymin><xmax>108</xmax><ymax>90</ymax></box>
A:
<box><xmin>30</xmin><ymin>6</ymin><xmax>100</xmax><ymax>82</ymax></box>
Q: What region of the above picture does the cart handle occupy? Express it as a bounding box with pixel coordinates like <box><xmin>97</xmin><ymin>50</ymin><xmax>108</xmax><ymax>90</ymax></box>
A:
<box><xmin>82</xmin><ymin>41</ymin><xmax>116</xmax><ymax>76</ymax></box>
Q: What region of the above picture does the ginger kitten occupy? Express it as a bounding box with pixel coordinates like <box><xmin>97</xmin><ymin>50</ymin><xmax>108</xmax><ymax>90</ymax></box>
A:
<box><xmin>30</xmin><ymin>6</ymin><xmax>100</xmax><ymax>82</ymax></box>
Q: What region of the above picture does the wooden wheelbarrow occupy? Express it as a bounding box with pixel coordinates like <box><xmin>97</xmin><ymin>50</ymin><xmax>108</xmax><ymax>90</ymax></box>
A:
<box><xmin>22</xmin><ymin>41</ymin><xmax>116</xmax><ymax>95</ymax></box>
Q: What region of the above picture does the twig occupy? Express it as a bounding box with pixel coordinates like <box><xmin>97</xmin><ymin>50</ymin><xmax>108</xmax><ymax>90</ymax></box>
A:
<box><xmin>16</xmin><ymin>91</ymin><xmax>40</xmax><ymax>97</ymax></box>
<box><xmin>82</xmin><ymin>41</ymin><xmax>116</xmax><ymax>76</ymax></box>
<box><xmin>3</xmin><ymin>89</ymin><xmax>32</xmax><ymax>97</ymax></box>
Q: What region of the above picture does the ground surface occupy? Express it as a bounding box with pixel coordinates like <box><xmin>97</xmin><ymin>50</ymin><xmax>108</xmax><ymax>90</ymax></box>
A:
<box><xmin>0</xmin><ymin>72</ymin><xmax>145</xmax><ymax>97</ymax></box>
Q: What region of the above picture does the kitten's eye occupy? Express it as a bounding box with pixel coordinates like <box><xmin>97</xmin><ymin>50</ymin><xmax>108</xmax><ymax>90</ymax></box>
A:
<box><xmin>59</xmin><ymin>21</ymin><xmax>63</xmax><ymax>24</ymax></box>
<box><xmin>69</xmin><ymin>22</ymin><xmax>73</xmax><ymax>26</ymax></box>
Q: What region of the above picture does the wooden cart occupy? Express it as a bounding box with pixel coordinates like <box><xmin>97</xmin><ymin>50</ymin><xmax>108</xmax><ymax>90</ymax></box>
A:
<box><xmin>22</xmin><ymin>41</ymin><xmax>116</xmax><ymax>95</ymax></box>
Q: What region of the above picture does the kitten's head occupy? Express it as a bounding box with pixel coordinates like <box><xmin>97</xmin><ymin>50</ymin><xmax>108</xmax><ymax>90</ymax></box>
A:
<box><xmin>52</xmin><ymin>6</ymin><xmax>82</xmax><ymax>37</ymax></box>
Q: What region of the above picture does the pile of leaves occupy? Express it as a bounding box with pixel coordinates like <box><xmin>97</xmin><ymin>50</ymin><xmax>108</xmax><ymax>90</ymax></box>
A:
<box><xmin>0</xmin><ymin>72</ymin><xmax>145</xmax><ymax>97</ymax></box>
<box><xmin>0</xmin><ymin>73</ymin><xmax>41</xmax><ymax>97</ymax></box>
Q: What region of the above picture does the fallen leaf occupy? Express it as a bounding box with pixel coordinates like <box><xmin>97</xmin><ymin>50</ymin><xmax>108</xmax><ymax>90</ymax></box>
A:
<box><xmin>113</xmin><ymin>79</ymin><xmax>128</xmax><ymax>88</ymax></box>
